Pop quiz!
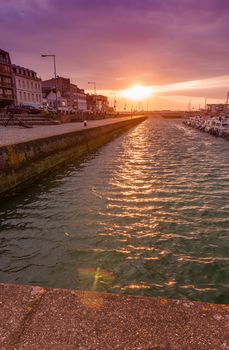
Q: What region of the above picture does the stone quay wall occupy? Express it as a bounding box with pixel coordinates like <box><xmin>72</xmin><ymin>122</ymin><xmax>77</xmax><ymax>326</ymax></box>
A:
<box><xmin>0</xmin><ymin>117</ymin><xmax>146</xmax><ymax>196</ymax></box>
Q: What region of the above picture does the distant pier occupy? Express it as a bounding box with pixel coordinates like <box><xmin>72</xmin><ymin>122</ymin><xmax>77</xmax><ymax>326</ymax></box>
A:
<box><xmin>0</xmin><ymin>116</ymin><xmax>146</xmax><ymax>197</ymax></box>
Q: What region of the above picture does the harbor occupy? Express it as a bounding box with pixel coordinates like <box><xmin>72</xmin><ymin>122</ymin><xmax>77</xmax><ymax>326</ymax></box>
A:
<box><xmin>1</xmin><ymin>0</ymin><xmax>229</xmax><ymax>347</ymax></box>
<box><xmin>1</xmin><ymin>117</ymin><xmax>228</xmax><ymax>304</ymax></box>
<box><xmin>0</xmin><ymin>116</ymin><xmax>229</xmax><ymax>349</ymax></box>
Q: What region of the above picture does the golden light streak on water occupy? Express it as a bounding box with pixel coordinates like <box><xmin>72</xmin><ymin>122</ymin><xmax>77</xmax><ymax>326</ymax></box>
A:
<box><xmin>0</xmin><ymin>118</ymin><xmax>228</xmax><ymax>304</ymax></box>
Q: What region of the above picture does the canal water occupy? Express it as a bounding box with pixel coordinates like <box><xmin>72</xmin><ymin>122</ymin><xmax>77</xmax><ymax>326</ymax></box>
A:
<box><xmin>0</xmin><ymin>118</ymin><xmax>228</xmax><ymax>304</ymax></box>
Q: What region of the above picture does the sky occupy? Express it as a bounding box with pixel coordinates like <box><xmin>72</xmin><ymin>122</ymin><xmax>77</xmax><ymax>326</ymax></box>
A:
<box><xmin>1</xmin><ymin>0</ymin><xmax>229</xmax><ymax>110</ymax></box>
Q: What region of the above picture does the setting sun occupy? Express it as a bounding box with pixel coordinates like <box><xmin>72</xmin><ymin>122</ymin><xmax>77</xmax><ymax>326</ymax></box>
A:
<box><xmin>122</xmin><ymin>85</ymin><xmax>153</xmax><ymax>101</ymax></box>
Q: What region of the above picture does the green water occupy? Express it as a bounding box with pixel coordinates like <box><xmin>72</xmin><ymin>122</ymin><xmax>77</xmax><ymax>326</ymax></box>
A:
<box><xmin>0</xmin><ymin>118</ymin><xmax>228</xmax><ymax>303</ymax></box>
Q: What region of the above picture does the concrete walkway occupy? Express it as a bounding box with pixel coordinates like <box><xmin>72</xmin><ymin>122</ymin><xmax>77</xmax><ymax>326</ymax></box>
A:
<box><xmin>0</xmin><ymin>283</ymin><xmax>228</xmax><ymax>350</ymax></box>
<box><xmin>0</xmin><ymin>117</ymin><xmax>140</xmax><ymax>147</ymax></box>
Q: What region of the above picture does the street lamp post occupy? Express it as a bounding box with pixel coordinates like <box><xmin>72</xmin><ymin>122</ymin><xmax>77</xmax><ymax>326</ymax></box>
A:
<box><xmin>124</xmin><ymin>98</ymin><xmax>127</xmax><ymax>113</ymax></box>
<box><xmin>41</xmin><ymin>54</ymin><xmax>58</xmax><ymax>114</ymax></box>
<box><xmin>226</xmin><ymin>91</ymin><xmax>229</xmax><ymax>116</ymax></box>
<box><xmin>88</xmin><ymin>81</ymin><xmax>97</xmax><ymax>112</ymax></box>
<box><xmin>110</xmin><ymin>93</ymin><xmax>117</xmax><ymax>112</ymax></box>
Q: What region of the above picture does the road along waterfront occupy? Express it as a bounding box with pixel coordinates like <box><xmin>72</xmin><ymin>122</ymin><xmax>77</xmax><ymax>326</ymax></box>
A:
<box><xmin>0</xmin><ymin>117</ymin><xmax>228</xmax><ymax>304</ymax></box>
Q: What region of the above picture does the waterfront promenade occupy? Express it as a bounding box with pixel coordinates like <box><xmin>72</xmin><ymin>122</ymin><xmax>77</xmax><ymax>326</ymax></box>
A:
<box><xmin>0</xmin><ymin>117</ymin><xmax>138</xmax><ymax>147</ymax></box>
<box><xmin>0</xmin><ymin>283</ymin><xmax>228</xmax><ymax>349</ymax></box>
<box><xmin>0</xmin><ymin>116</ymin><xmax>146</xmax><ymax>196</ymax></box>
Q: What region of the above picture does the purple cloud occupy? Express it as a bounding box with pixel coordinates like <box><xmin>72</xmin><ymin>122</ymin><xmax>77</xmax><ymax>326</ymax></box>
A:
<box><xmin>0</xmin><ymin>0</ymin><xmax>228</xmax><ymax>100</ymax></box>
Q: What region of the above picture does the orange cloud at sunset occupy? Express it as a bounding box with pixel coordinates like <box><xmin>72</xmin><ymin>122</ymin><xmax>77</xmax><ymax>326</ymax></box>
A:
<box><xmin>1</xmin><ymin>0</ymin><xmax>229</xmax><ymax>111</ymax></box>
<box><xmin>99</xmin><ymin>74</ymin><xmax>229</xmax><ymax>111</ymax></box>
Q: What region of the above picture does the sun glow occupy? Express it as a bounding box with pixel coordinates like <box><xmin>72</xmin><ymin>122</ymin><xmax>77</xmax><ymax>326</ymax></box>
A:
<box><xmin>122</xmin><ymin>84</ymin><xmax>153</xmax><ymax>101</ymax></box>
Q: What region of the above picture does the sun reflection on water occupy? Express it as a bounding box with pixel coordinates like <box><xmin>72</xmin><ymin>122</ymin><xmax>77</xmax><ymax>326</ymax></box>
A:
<box><xmin>0</xmin><ymin>118</ymin><xmax>228</xmax><ymax>304</ymax></box>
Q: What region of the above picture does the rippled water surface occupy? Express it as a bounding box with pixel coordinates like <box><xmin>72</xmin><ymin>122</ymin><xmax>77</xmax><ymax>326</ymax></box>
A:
<box><xmin>0</xmin><ymin>118</ymin><xmax>229</xmax><ymax>303</ymax></box>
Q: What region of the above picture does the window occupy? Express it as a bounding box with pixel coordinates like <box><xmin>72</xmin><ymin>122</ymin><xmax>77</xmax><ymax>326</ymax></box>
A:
<box><xmin>5</xmin><ymin>89</ymin><xmax>13</xmax><ymax>97</ymax></box>
<box><xmin>28</xmin><ymin>92</ymin><xmax>30</xmax><ymax>100</ymax></box>
<box><xmin>24</xmin><ymin>92</ymin><xmax>26</xmax><ymax>101</ymax></box>
<box><xmin>27</xmin><ymin>81</ymin><xmax>29</xmax><ymax>89</ymax></box>
<box><xmin>0</xmin><ymin>64</ymin><xmax>10</xmax><ymax>74</ymax></box>
<box><xmin>0</xmin><ymin>54</ymin><xmax>5</xmax><ymax>63</ymax></box>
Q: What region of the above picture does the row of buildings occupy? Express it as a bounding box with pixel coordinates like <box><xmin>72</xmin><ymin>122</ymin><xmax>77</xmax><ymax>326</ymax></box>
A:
<box><xmin>0</xmin><ymin>48</ymin><xmax>110</xmax><ymax>113</ymax></box>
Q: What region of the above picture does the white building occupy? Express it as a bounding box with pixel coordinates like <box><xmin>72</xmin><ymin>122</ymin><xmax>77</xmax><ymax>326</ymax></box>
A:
<box><xmin>42</xmin><ymin>88</ymin><xmax>68</xmax><ymax>111</ymax></box>
<box><xmin>12</xmin><ymin>65</ymin><xmax>42</xmax><ymax>106</ymax></box>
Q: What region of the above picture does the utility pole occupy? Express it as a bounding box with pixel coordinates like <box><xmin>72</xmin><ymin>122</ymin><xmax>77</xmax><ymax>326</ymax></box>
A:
<box><xmin>226</xmin><ymin>91</ymin><xmax>229</xmax><ymax>116</ymax></box>
<box><xmin>88</xmin><ymin>81</ymin><xmax>97</xmax><ymax>112</ymax></box>
<box><xmin>41</xmin><ymin>54</ymin><xmax>58</xmax><ymax>114</ymax></box>
<box><xmin>110</xmin><ymin>93</ymin><xmax>117</xmax><ymax>112</ymax></box>
<box><xmin>124</xmin><ymin>98</ymin><xmax>127</xmax><ymax>113</ymax></box>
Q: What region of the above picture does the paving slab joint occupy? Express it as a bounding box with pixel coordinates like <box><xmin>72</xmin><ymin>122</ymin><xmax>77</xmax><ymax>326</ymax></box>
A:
<box><xmin>9</xmin><ymin>287</ymin><xmax>46</xmax><ymax>349</ymax></box>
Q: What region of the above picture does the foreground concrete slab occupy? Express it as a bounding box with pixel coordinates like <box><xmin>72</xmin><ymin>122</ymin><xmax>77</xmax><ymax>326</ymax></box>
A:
<box><xmin>0</xmin><ymin>284</ymin><xmax>45</xmax><ymax>349</ymax></box>
<box><xmin>0</xmin><ymin>283</ymin><xmax>228</xmax><ymax>349</ymax></box>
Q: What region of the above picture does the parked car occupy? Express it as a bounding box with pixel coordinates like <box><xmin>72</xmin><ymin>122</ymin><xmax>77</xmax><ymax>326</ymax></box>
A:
<box><xmin>20</xmin><ymin>104</ymin><xmax>42</xmax><ymax>114</ymax></box>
